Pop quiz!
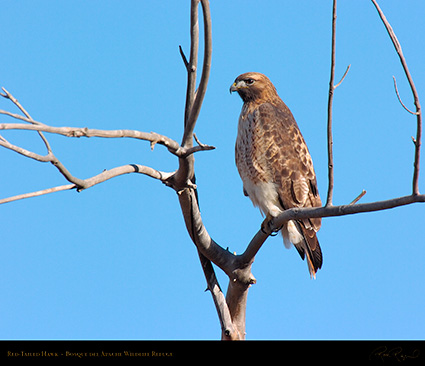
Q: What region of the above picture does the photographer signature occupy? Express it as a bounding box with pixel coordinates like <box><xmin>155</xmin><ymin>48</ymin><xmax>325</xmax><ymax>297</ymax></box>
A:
<box><xmin>369</xmin><ymin>345</ymin><xmax>421</xmax><ymax>362</ymax></box>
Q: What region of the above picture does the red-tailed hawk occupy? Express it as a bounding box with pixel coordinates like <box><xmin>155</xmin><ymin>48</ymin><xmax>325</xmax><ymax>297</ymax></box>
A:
<box><xmin>230</xmin><ymin>72</ymin><xmax>322</xmax><ymax>278</ymax></box>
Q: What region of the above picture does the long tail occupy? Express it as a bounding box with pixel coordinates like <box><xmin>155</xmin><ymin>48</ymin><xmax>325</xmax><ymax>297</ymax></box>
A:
<box><xmin>283</xmin><ymin>220</ymin><xmax>323</xmax><ymax>278</ymax></box>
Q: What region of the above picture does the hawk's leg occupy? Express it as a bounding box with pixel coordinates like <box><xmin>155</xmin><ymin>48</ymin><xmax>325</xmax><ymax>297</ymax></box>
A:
<box><xmin>261</xmin><ymin>213</ymin><xmax>283</xmax><ymax>236</ymax></box>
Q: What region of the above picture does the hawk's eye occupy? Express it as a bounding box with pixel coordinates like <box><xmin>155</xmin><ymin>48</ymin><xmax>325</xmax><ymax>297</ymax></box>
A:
<box><xmin>246</xmin><ymin>78</ymin><xmax>255</xmax><ymax>85</ymax></box>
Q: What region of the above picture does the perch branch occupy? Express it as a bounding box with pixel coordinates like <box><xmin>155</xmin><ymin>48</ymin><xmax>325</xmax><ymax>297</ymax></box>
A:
<box><xmin>239</xmin><ymin>193</ymin><xmax>425</xmax><ymax>268</ymax></box>
<box><xmin>272</xmin><ymin>194</ymin><xmax>425</xmax><ymax>229</ymax></box>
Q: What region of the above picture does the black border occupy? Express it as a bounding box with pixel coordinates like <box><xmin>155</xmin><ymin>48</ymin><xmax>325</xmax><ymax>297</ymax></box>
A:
<box><xmin>1</xmin><ymin>340</ymin><xmax>424</xmax><ymax>364</ymax></box>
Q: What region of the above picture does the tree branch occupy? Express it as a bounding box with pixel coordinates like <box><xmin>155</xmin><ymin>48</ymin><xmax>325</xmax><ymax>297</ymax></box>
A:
<box><xmin>197</xmin><ymin>252</ymin><xmax>238</xmax><ymax>339</ymax></box>
<box><xmin>181</xmin><ymin>0</ymin><xmax>212</xmax><ymax>148</ymax></box>
<box><xmin>325</xmin><ymin>0</ymin><xmax>337</xmax><ymax>208</ymax></box>
<box><xmin>326</xmin><ymin>1</ymin><xmax>350</xmax><ymax>208</ymax></box>
<box><xmin>0</xmin><ymin>122</ymin><xmax>215</xmax><ymax>158</ymax></box>
<box><xmin>237</xmin><ymin>193</ymin><xmax>425</xmax><ymax>269</ymax></box>
<box><xmin>173</xmin><ymin>0</ymin><xmax>213</xmax><ymax>191</ymax></box>
<box><xmin>334</xmin><ymin>64</ymin><xmax>351</xmax><ymax>89</ymax></box>
<box><xmin>371</xmin><ymin>0</ymin><xmax>422</xmax><ymax>195</ymax></box>
<box><xmin>174</xmin><ymin>0</ymin><xmax>245</xmax><ymax>340</ymax></box>
<box><xmin>271</xmin><ymin>194</ymin><xmax>425</xmax><ymax>231</ymax></box>
<box><xmin>349</xmin><ymin>189</ymin><xmax>367</xmax><ymax>205</ymax></box>
<box><xmin>392</xmin><ymin>76</ymin><xmax>419</xmax><ymax>116</ymax></box>
<box><xmin>0</xmin><ymin>184</ymin><xmax>76</xmax><ymax>205</ymax></box>
<box><xmin>1</xmin><ymin>87</ymin><xmax>52</xmax><ymax>153</ymax></box>
<box><xmin>0</xmin><ymin>164</ymin><xmax>173</xmax><ymax>204</ymax></box>
<box><xmin>0</xmin><ymin>88</ymin><xmax>182</xmax><ymax>202</ymax></box>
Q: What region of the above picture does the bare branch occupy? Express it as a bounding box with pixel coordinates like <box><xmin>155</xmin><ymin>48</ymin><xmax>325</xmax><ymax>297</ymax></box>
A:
<box><xmin>178</xmin><ymin>45</ymin><xmax>190</xmax><ymax>70</ymax></box>
<box><xmin>0</xmin><ymin>136</ymin><xmax>52</xmax><ymax>162</ymax></box>
<box><xmin>182</xmin><ymin>0</ymin><xmax>199</xmax><ymax>132</ymax></box>
<box><xmin>0</xmin><ymin>109</ymin><xmax>35</xmax><ymax>122</ymax></box>
<box><xmin>1</xmin><ymin>87</ymin><xmax>52</xmax><ymax>153</ymax></box>
<box><xmin>238</xmin><ymin>229</ymin><xmax>269</xmax><ymax>268</ymax></box>
<box><xmin>0</xmin><ymin>122</ymin><xmax>214</xmax><ymax>158</ymax></box>
<box><xmin>181</xmin><ymin>0</ymin><xmax>212</xmax><ymax>148</ymax></box>
<box><xmin>334</xmin><ymin>64</ymin><xmax>351</xmax><ymax>89</ymax></box>
<box><xmin>0</xmin><ymin>164</ymin><xmax>173</xmax><ymax>205</ymax></box>
<box><xmin>392</xmin><ymin>76</ymin><xmax>419</xmax><ymax>116</ymax></box>
<box><xmin>237</xmin><ymin>193</ymin><xmax>424</xmax><ymax>269</ymax></box>
<box><xmin>176</xmin><ymin>187</ymin><xmax>248</xmax><ymax>338</ymax></box>
<box><xmin>80</xmin><ymin>164</ymin><xmax>173</xmax><ymax>190</ymax></box>
<box><xmin>349</xmin><ymin>190</ymin><xmax>367</xmax><ymax>205</ymax></box>
<box><xmin>271</xmin><ymin>194</ymin><xmax>425</xmax><ymax>232</ymax></box>
<box><xmin>326</xmin><ymin>0</ymin><xmax>337</xmax><ymax>207</ymax></box>
<box><xmin>371</xmin><ymin>0</ymin><xmax>422</xmax><ymax>195</ymax></box>
<box><xmin>174</xmin><ymin>0</ymin><xmax>245</xmax><ymax>340</ymax></box>
<box><xmin>0</xmin><ymin>184</ymin><xmax>76</xmax><ymax>205</ymax></box>
<box><xmin>197</xmin><ymin>251</ymin><xmax>238</xmax><ymax>340</ymax></box>
<box><xmin>326</xmin><ymin>2</ymin><xmax>350</xmax><ymax>208</ymax></box>
<box><xmin>1</xmin><ymin>88</ymin><xmax>32</xmax><ymax>119</ymax></box>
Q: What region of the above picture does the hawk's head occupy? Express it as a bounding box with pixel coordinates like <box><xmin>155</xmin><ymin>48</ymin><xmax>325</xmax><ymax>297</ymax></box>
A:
<box><xmin>230</xmin><ymin>72</ymin><xmax>278</xmax><ymax>103</ymax></box>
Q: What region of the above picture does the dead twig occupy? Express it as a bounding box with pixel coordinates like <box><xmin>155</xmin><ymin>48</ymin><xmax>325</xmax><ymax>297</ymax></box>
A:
<box><xmin>371</xmin><ymin>0</ymin><xmax>422</xmax><ymax>195</ymax></box>
<box><xmin>326</xmin><ymin>0</ymin><xmax>351</xmax><ymax>206</ymax></box>
<box><xmin>334</xmin><ymin>64</ymin><xmax>351</xmax><ymax>89</ymax></box>
<box><xmin>0</xmin><ymin>122</ymin><xmax>214</xmax><ymax>158</ymax></box>
<box><xmin>392</xmin><ymin>77</ymin><xmax>420</xmax><ymax>116</ymax></box>
<box><xmin>1</xmin><ymin>87</ymin><xmax>52</xmax><ymax>153</ymax></box>
<box><xmin>349</xmin><ymin>190</ymin><xmax>367</xmax><ymax>205</ymax></box>
<box><xmin>0</xmin><ymin>164</ymin><xmax>173</xmax><ymax>204</ymax></box>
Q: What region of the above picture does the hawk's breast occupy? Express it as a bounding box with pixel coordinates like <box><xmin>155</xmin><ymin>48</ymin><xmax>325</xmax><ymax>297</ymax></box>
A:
<box><xmin>235</xmin><ymin>107</ymin><xmax>282</xmax><ymax>217</ymax></box>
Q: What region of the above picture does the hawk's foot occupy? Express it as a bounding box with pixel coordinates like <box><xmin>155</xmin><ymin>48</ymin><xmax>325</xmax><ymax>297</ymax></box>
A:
<box><xmin>261</xmin><ymin>214</ymin><xmax>283</xmax><ymax>236</ymax></box>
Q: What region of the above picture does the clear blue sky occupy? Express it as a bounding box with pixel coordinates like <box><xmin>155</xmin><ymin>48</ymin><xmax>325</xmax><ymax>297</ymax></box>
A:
<box><xmin>1</xmin><ymin>1</ymin><xmax>424</xmax><ymax>340</ymax></box>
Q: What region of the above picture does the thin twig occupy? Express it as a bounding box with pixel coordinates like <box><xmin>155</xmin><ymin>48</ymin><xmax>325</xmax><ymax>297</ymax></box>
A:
<box><xmin>371</xmin><ymin>0</ymin><xmax>422</xmax><ymax>195</ymax></box>
<box><xmin>0</xmin><ymin>137</ymin><xmax>52</xmax><ymax>162</ymax></box>
<box><xmin>1</xmin><ymin>87</ymin><xmax>52</xmax><ymax>153</ymax></box>
<box><xmin>178</xmin><ymin>45</ymin><xmax>190</xmax><ymax>70</ymax></box>
<box><xmin>334</xmin><ymin>64</ymin><xmax>351</xmax><ymax>88</ymax></box>
<box><xmin>197</xmin><ymin>251</ymin><xmax>237</xmax><ymax>340</ymax></box>
<box><xmin>182</xmin><ymin>0</ymin><xmax>199</xmax><ymax>132</ymax></box>
<box><xmin>0</xmin><ymin>164</ymin><xmax>173</xmax><ymax>204</ymax></box>
<box><xmin>181</xmin><ymin>0</ymin><xmax>212</xmax><ymax>148</ymax></box>
<box><xmin>349</xmin><ymin>190</ymin><xmax>367</xmax><ymax>205</ymax></box>
<box><xmin>1</xmin><ymin>88</ymin><xmax>32</xmax><ymax>119</ymax></box>
<box><xmin>0</xmin><ymin>184</ymin><xmax>76</xmax><ymax>205</ymax></box>
<box><xmin>326</xmin><ymin>0</ymin><xmax>337</xmax><ymax>207</ymax></box>
<box><xmin>392</xmin><ymin>76</ymin><xmax>419</xmax><ymax>115</ymax></box>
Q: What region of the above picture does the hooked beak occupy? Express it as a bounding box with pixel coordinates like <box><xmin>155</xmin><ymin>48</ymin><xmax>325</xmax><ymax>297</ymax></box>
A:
<box><xmin>230</xmin><ymin>82</ymin><xmax>239</xmax><ymax>94</ymax></box>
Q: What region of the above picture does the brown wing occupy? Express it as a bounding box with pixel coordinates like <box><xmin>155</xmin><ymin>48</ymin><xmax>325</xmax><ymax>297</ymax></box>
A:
<box><xmin>257</xmin><ymin>102</ymin><xmax>321</xmax><ymax>210</ymax></box>
<box><xmin>257</xmin><ymin>101</ymin><xmax>322</xmax><ymax>273</ymax></box>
